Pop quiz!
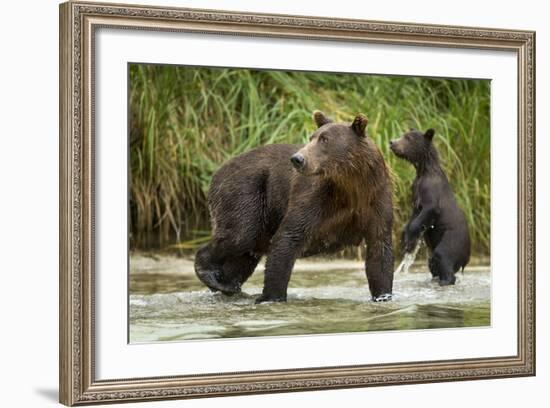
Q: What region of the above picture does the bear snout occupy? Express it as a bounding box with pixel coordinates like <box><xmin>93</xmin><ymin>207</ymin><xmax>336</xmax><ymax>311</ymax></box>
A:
<box><xmin>389</xmin><ymin>141</ymin><xmax>405</xmax><ymax>160</ymax></box>
<box><xmin>290</xmin><ymin>153</ymin><xmax>306</xmax><ymax>170</ymax></box>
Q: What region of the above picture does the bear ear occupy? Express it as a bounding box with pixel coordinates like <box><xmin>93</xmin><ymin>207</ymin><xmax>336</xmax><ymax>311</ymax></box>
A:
<box><xmin>351</xmin><ymin>114</ymin><xmax>368</xmax><ymax>137</ymax></box>
<box><xmin>424</xmin><ymin>128</ymin><xmax>435</xmax><ymax>141</ymax></box>
<box><xmin>312</xmin><ymin>110</ymin><xmax>332</xmax><ymax>128</ymax></box>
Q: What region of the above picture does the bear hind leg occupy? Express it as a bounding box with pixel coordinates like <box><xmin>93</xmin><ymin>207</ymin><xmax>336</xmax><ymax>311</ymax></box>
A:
<box><xmin>195</xmin><ymin>239</ymin><xmax>262</xmax><ymax>295</ymax></box>
<box><xmin>428</xmin><ymin>255</ymin><xmax>440</xmax><ymax>280</ymax></box>
<box><xmin>194</xmin><ymin>242</ymin><xmax>240</xmax><ymax>295</ymax></box>
<box><xmin>222</xmin><ymin>253</ymin><xmax>261</xmax><ymax>292</ymax></box>
<box><xmin>429</xmin><ymin>250</ymin><xmax>456</xmax><ymax>286</ymax></box>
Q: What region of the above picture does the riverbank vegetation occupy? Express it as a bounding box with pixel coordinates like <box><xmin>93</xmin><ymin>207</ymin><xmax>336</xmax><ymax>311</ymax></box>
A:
<box><xmin>129</xmin><ymin>64</ymin><xmax>490</xmax><ymax>257</ymax></box>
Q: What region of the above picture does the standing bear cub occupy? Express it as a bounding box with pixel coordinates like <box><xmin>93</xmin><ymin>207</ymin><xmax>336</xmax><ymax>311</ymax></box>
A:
<box><xmin>195</xmin><ymin>111</ymin><xmax>394</xmax><ymax>303</ymax></box>
<box><xmin>390</xmin><ymin>128</ymin><xmax>471</xmax><ymax>285</ymax></box>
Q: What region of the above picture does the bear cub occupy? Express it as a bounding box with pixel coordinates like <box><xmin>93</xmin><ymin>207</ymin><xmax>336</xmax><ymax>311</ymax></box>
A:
<box><xmin>390</xmin><ymin>128</ymin><xmax>471</xmax><ymax>285</ymax></box>
<box><xmin>195</xmin><ymin>111</ymin><xmax>394</xmax><ymax>303</ymax></box>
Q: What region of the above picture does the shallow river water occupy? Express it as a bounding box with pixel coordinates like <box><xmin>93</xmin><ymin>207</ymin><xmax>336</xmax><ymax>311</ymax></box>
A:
<box><xmin>129</xmin><ymin>255</ymin><xmax>490</xmax><ymax>343</ymax></box>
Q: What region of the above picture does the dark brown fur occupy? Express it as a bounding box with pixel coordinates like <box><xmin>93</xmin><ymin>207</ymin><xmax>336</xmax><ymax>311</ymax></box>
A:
<box><xmin>195</xmin><ymin>111</ymin><xmax>394</xmax><ymax>302</ymax></box>
<box><xmin>390</xmin><ymin>128</ymin><xmax>471</xmax><ymax>285</ymax></box>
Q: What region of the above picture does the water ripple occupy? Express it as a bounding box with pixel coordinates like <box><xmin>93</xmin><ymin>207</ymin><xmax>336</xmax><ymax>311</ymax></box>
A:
<box><xmin>129</xmin><ymin>261</ymin><xmax>491</xmax><ymax>343</ymax></box>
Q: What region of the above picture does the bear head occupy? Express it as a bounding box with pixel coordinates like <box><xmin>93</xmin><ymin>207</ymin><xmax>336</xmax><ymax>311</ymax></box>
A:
<box><xmin>290</xmin><ymin>111</ymin><xmax>369</xmax><ymax>177</ymax></box>
<box><xmin>390</xmin><ymin>128</ymin><xmax>435</xmax><ymax>164</ymax></box>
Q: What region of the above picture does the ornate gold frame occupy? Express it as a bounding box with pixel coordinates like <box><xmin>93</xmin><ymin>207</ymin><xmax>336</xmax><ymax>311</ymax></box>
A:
<box><xmin>59</xmin><ymin>1</ymin><xmax>536</xmax><ymax>405</ymax></box>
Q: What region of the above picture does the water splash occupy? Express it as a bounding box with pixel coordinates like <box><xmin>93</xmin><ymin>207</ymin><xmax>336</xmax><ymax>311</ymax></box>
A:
<box><xmin>129</xmin><ymin>255</ymin><xmax>490</xmax><ymax>343</ymax></box>
<box><xmin>394</xmin><ymin>240</ymin><xmax>421</xmax><ymax>275</ymax></box>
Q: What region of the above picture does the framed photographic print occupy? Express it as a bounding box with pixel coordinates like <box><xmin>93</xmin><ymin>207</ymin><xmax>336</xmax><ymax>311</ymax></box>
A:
<box><xmin>59</xmin><ymin>1</ymin><xmax>536</xmax><ymax>405</ymax></box>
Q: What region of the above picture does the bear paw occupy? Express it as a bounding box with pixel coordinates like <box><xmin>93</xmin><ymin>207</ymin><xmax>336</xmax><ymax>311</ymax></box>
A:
<box><xmin>438</xmin><ymin>277</ymin><xmax>456</xmax><ymax>286</ymax></box>
<box><xmin>209</xmin><ymin>271</ymin><xmax>242</xmax><ymax>295</ymax></box>
<box><xmin>255</xmin><ymin>294</ymin><xmax>287</xmax><ymax>304</ymax></box>
<box><xmin>372</xmin><ymin>293</ymin><xmax>393</xmax><ymax>302</ymax></box>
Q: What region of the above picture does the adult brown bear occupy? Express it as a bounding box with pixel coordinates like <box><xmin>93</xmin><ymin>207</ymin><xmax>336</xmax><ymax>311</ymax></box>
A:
<box><xmin>195</xmin><ymin>111</ymin><xmax>394</xmax><ymax>303</ymax></box>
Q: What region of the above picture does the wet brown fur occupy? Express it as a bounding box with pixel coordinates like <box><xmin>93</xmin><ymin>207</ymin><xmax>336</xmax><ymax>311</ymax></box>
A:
<box><xmin>195</xmin><ymin>111</ymin><xmax>394</xmax><ymax>302</ymax></box>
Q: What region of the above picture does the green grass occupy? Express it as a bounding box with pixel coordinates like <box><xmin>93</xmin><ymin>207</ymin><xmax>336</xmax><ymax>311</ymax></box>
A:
<box><xmin>129</xmin><ymin>64</ymin><xmax>490</xmax><ymax>256</ymax></box>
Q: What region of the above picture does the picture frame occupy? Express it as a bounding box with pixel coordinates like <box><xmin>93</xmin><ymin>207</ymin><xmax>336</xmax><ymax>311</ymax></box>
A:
<box><xmin>59</xmin><ymin>1</ymin><xmax>536</xmax><ymax>405</ymax></box>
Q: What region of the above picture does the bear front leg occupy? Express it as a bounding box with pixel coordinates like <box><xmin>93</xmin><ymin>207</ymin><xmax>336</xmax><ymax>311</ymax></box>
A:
<box><xmin>365</xmin><ymin>235</ymin><xmax>394</xmax><ymax>302</ymax></box>
<box><xmin>256</xmin><ymin>212</ymin><xmax>317</xmax><ymax>304</ymax></box>
<box><xmin>402</xmin><ymin>207</ymin><xmax>435</xmax><ymax>253</ymax></box>
<box><xmin>255</xmin><ymin>239</ymin><xmax>301</xmax><ymax>303</ymax></box>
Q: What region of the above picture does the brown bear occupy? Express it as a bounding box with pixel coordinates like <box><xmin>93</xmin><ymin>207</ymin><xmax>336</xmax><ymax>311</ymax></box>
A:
<box><xmin>195</xmin><ymin>111</ymin><xmax>394</xmax><ymax>303</ymax></box>
<box><xmin>390</xmin><ymin>128</ymin><xmax>471</xmax><ymax>285</ymax></box>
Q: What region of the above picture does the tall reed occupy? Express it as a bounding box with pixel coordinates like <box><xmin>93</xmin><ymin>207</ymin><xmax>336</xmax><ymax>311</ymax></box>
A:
<box><xmin>129</xmin><ymin>64</ymin><xmax>490</xmax><ymax>256</ymax></box>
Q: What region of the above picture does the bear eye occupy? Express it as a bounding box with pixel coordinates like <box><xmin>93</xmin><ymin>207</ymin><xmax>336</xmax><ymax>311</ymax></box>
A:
<box><xmin>319</xmin><ymin>135</ymin><xmax>328</xmax><ymax>144</ymax></box>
